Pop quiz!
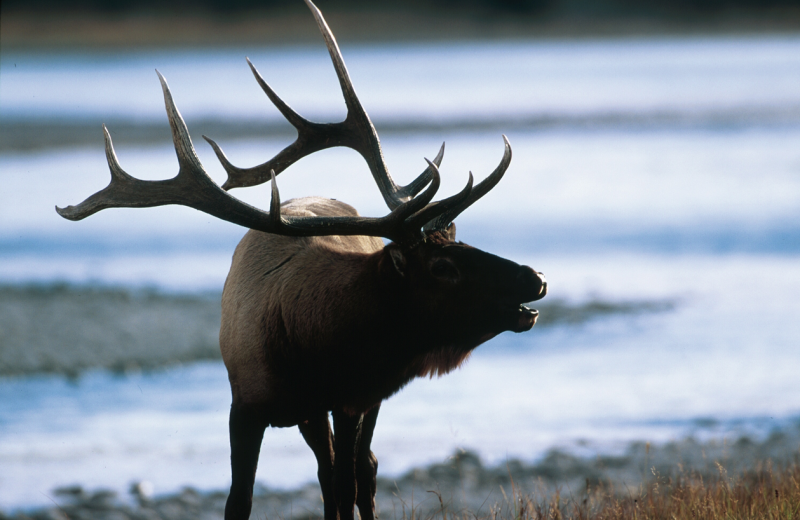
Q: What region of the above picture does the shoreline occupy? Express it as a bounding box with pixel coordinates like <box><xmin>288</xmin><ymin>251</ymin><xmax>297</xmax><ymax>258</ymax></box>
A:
<box><xmin>3</xmin><ymin>425</ymin><xmax>799</xmax><ymax>519</ymax></box>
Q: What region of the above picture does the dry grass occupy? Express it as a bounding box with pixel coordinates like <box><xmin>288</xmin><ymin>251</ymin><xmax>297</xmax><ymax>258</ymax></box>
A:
<box><xmin>425</xmin><ymin>461</ymin><xmax>800</xmax><ymax>520</ymax></box>
<box><xmin>4</xmin><ymin>459</ymin><xmax>799</xmax><ymax>519</ymax></box>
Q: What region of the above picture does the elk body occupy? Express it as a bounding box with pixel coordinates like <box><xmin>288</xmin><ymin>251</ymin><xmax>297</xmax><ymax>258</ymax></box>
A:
<box><xmin>57</xmin><ymin>2</ymin><xmax>547</xmax><ymax>520</ymax></box>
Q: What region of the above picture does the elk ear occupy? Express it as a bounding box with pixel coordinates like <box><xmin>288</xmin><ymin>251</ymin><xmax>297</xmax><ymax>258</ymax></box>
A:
<box><xmin>389</xmin><ymin>248</ymin><xmax>407</xmax><ymax>276</ymax></box>
<box><xmin>445</xmin><ymin>222</ymin><xmax>456</xmax><ymax>241</ymax></box>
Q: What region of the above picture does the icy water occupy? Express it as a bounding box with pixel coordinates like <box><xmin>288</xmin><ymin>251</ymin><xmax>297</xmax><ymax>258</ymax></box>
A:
<box><xmin>1</xmin><ymin>35</ymin><xmax>800</xmax><ymax>510</ymax></box>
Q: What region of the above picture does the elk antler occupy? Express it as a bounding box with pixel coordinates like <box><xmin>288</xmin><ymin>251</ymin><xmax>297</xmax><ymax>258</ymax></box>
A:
<box><xmin>206</xmin><ymin>0</ymin><xmax>440</xmax><ymax>211</ymax></box>
<box><xmin>56</xmin><ymin>72</ymin><xmax>472</xmax><ymax>245</ymax></box>
<box><xmin>56</xmin><ymin>0</ymin><xmax>512</xmax><ymax>244</ymax></box>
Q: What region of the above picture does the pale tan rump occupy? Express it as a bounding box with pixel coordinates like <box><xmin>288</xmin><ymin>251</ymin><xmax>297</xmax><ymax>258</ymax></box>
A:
<box><xmin>220</xmin><ymin>197</ymin><xmax>383</xmax><ymax>404</ymax></box>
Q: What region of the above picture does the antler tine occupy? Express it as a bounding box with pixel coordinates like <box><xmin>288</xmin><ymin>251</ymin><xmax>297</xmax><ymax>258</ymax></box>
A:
<box><xmin>246</xmin><ymin>58</ymin><xmax>309</xmax><ymax>131</ymax></box>
<box><xmin>157</xmin><ymin>71</ymin><xmax>206</xmax><ymax>178</ymax></box>
<box><xmin>269</xmin><ymin>170</ymin><xmax>283</xmax><ymax>226</ymax></box>
<box><xmin>423</xmin><ymin>136</ymin><xmax>512</xmax><ymax>232</ymax></box>
<box><xmin>396</xmin><ymin>142</ymin><xmax>444</xmax><ymax>200</ymax></box>
<box><xmin>206</xmin><ymin>59</ymin><xmax>343</xmax><ymax>192</ymax></box>
<box><xmin>392</xmin><ymin>159</ymin><xmax>442</xmax><ymax>221</ymax></box>
<box><xmin>56</xmin><ymin>125</ymin><xmax>136</xmax><ymax>220</ymax></box>
<box><xmin>408</xmin><ymin>162</ymin><xmax>473</xmax><ymax>230</ymax></box>
<box><xmin>303</xmin><ymin>0</ymin><xmax>362</xmax><ymax>116</ymax></box>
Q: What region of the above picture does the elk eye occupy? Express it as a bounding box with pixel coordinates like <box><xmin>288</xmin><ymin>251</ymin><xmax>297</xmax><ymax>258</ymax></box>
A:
<box><xmin>431</xmin><ymin>260</ymin><xmax>459</xmax><ymax>280</ymax></box>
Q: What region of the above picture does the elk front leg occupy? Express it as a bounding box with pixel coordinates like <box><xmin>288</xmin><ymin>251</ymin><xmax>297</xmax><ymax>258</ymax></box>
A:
<box><xmin>225</xmin><ymin>403</ymin><xmax>268</xmax><ymax>520</ymax></box>
<box><xmin>356</xmin><ymin>404</ymin><xmax>380</xmax><ymax>520</ymax></box>
<box><xmin>299</xmin><ymin>412</ymin><xmax>337</xmax><ymax>520</ymax></box>
<box><xmin>332</xmin><ymin>408</ymin><xmax>363</xmax><ymax>520</ymax></box>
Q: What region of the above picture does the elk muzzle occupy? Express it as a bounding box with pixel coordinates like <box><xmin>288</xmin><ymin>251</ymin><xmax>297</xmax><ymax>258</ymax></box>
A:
<box><xmin>518</xmin><ymin>266</ymin><xmax>547</xmax><ymax>302</ymax></box>
<box><xmin>512</xmin><ymin>266</ymin><xmax>547</xmax><ymax>333</ymax></box>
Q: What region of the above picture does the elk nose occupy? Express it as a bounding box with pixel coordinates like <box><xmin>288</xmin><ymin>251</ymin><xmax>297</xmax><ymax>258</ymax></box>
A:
<box><xmin>517</xmin><ymin>266</ymin><xmax>547</xmax><ymax>302</ymax></box>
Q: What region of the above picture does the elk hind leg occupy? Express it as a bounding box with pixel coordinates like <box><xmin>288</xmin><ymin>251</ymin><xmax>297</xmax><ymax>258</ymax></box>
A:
<box><xmin>332</xmin><ymin>408</ymin><xmax>363</xmax><ymax>520</ymax></box>
<box><xmin>225</xmin><ymin>402</ymin><xmax>269</xmax><ymax>520</ymax></box>
<box><xmin>356</xmin><ymin>404</ymin><xmax>381</xmax><ymax>520</ymax></box>
<box><xmin>299</xmin><ymin>412</ymin><xmax>337</xmax><ymax>520</ymax></box>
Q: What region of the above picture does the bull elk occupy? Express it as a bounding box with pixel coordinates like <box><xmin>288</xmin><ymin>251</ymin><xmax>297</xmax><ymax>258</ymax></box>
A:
<box><xmin>56</xmin><ymin>1</ymin><xmax>547</xmax><ymax>519</ymax></box>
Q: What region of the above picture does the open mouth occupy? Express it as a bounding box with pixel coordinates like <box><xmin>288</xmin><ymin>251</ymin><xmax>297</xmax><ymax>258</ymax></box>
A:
<box><xmin>512</xmin><ymin>304</ymin><xmax>538</xmax><ymax>332</ymax></box>
<box><xmin>496</xmin><ymin>302</ymin><xmax>540</xmax><ymax>333</ymax></box>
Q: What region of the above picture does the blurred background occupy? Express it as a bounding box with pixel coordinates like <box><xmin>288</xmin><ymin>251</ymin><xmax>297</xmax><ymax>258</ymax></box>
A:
<box><xmin>1</xmin><ymin>0</ymin><xmax>800</xmax><ymax>515</ymax></box>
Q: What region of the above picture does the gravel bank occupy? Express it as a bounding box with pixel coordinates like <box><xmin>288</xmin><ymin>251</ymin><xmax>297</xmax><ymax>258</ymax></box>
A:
<box><xmin>3</xmin><ymin>423</ymin><xmax>799</xmax><ymax>520</ymax></box>
<box><xmin>0</xmin><ymin>284</ymin><xmax>222</xmax><ymax>377</ymax></box>
<box><xmin>0</xmin><ymin>283</ymin><xmax>673</xmax><ymax>377</ymax></box>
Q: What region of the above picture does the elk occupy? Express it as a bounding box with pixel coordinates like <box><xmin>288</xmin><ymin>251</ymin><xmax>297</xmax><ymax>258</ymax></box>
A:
<box><xmin>56</xmin><ymin>1</ymin><xmax>547</xmax><ymax>519</ymax></box>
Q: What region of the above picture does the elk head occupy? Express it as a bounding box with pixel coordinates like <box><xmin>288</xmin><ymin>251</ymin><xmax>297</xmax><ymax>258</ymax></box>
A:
<box><xmin>384</xmin><ymin>231</ymin><xmax>545</xmax><ymax>344</ymax></box>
